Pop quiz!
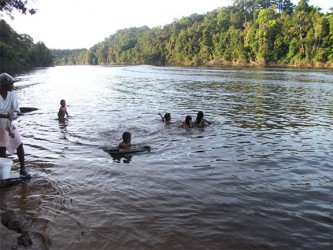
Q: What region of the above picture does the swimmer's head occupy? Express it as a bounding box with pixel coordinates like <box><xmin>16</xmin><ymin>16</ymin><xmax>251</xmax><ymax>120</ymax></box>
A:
<box><xmin>185</xmin><ymin>115</ymin><xmax>192</xmax><ymax>123</ymax></box>
<box><xmin>164</xmin><ymin>113</ymin><xmax>171</xmax><ymax>121</ymax></box>
<box><xmin>60</xmin><ymin>99</ymin><xmax>66</xmax><ymax>106</ymax></box>
<box><xmin>196</xmin><ymin>111</ymin><xmax>204</xmax><ymax>123</ymax></box>
<box><xmin>122</xmin><ymin>132</ymin><xmax>131</xmax><ymax>142</ymax></box>
<box><xmin>197</xmin><ymin>111</ymin><xmax>204</xmax><ymax>118</ymax></box>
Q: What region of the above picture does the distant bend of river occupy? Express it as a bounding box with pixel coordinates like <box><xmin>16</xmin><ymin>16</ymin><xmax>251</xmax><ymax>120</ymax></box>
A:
<box><xmin>1</xmin><ymin>65</ymin><xmax>332</xmax><ymax>249</ymax></box>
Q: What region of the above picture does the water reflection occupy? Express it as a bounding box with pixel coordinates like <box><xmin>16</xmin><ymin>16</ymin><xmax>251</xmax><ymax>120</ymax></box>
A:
<box><xmin>109</xmin><ymin>154</ymin><xmax>132</xmax><ymax>163</ymax></box>
<box><xmin>1</xmin><ymin>65</ymin><xmax>332</xmax><ymax>249</ymax></box>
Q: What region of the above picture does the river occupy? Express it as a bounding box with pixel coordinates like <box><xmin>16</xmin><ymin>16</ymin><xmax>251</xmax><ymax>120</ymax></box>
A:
<box><xmin>1</xmin><ymin>65</ymin><xmax>332</xmax><ymax>249</ymax></box>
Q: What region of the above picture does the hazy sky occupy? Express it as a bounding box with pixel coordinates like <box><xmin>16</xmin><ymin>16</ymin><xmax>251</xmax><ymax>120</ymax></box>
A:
<box><xmin>1</xmin><ymin>0</ymin><xmax>331</xmax><ymax>50</ymax></box>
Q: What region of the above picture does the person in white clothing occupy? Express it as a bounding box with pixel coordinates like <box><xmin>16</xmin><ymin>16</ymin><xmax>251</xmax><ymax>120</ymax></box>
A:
<box><xmin>0</xmin><ymin>73</ymin><xmax>30</xmax><ymax>177</ymax></box>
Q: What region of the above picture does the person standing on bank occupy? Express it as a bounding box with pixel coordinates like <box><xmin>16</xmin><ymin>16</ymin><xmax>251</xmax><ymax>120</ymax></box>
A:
<box><xmin>0</xmin><ymin>73</ymin><xmax>30</xmax><ymax>177</ymax></box>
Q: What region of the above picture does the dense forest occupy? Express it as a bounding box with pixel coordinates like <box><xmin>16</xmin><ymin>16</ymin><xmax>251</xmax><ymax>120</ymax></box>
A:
<box><xmin>1</xmin><ymin>0</ymin><xmax>333</xmax><ymax>71</ymax></box>
<box><xmin>53</xmin><ymin>0</ymin><xmax>333</xmax><ymax>68</ymax></box>
<box><xmin>0</xmin><ymin>19</ymin><xmax>53</xmax><ymax>73</ymax></box>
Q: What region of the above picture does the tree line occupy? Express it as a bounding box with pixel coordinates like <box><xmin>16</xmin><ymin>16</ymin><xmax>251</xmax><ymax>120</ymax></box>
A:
<box><xmin>0</xmin><ymin>19</ymin><xmax>53</xmax><ymax>73</ymax></box>
<box><xmin>53</xmin><ymin>0</ymin><xmax>333</xmax><ymax>68</ymax></box>
<box><xmin>1</xmin><ymin>0</ymin><xmax>333</xmax><ymax>71</ymax></box>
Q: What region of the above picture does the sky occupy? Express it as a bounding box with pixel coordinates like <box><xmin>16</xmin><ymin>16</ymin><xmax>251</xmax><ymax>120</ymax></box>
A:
<box><xmin>1</xmin><ymin>0</ymin><xmax>331</xmax><ymax>50</ymax></box>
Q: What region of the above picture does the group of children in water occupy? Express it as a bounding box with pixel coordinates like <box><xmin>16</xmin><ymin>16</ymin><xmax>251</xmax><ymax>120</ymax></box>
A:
<box><xmin>159</xmin><ymin>111</ymin><xmax>211</xmax><ymax>128</ymax></box>
<box><xmin>119</xmin><ymin>111</ymin><xmax>211</xmax><ymax>149</ymax></box>
<box><xmin>58</xmin><ymin>99</ymin><xmax>211</xmax><ymax>150</ymax></box>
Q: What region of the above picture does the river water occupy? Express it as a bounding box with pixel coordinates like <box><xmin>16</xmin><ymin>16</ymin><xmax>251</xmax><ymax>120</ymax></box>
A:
<box><xmin>0</xmin><ymin>65</ymin><xmax>332</xmax><ymax>249</ymax></box>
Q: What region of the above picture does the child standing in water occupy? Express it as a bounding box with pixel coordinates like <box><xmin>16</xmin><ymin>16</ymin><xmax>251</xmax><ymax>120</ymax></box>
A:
<box><xmin>118</xmin><ymin>132</ymin><xmax>131</xmax><ymax>149</ymax></box>
<box><xmin>58</xmin><ymin>99</ymin><xmax>69</xmax><ymax>122</ymax></box>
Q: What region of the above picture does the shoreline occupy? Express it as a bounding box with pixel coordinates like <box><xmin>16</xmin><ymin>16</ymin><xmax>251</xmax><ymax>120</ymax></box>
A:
<box><xmin>53</xmin><ymin>59</ymin><xmax>333</xmax><ymax>69</ymax></box>
<box><xmin>175</xmin><ymin>59</ymin><xmax>333</xmax><ymax>69</ymax></box>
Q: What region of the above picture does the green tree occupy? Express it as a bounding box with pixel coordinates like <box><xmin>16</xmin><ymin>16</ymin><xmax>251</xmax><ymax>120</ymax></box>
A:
<box><xmin>134</xmin><ymin>27</ymin><xmax>167</xmax><ymax>65</ymax></box>
<box><xmin>0</xmin><ymin>19</ymin><xmax>52</xmax><ymax>72</ymax></box>
<box><xmin>245</xmin><ymin>7</ymin><xmax>279</xmax><ymax>64</ymax></box>
<box><xmin>287</xmin><ymin>0</ymin><xmax>318</xmax><ymax>64</ymax></box>
<box><xmin>50</xmin><ymin>0</ymin><xmax>332</xmax><ymax>68</ymax></box>
<box><xmin>327</xmin><ymin>13</ymin><xmax>333</xmax><ymax>62</ymax></box>
<box><xmin>0</xmin><ymin>0</ymin><xmax>36</xmax><ymax>17</ymax></box>
<box><xmin>273</xmin><ymin>12</ymin><xmax>291</xmax><ymax>62</ymax></box>
<box><xmin>29</xmin><ymin>42</ymin><xmax>53</xmax><ymax>66</ymax></box>
<box><xmin>215</xmin><ymin>26</ymin><xmax>247</xmax><ymax>63</ymax></box>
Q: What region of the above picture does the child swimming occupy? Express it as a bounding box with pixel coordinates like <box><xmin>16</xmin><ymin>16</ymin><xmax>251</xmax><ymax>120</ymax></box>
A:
<box><xmin>193</xmin><ymin>111</ymin><xmax>211</xmax><ymax>127</ymax></box>
<box><xmin>159</xmin><ymin>112</ymin><xmax>171</xmax><ymax>124</ymax></box>
<box><xmin>118</xmin><ymin>132</ymin><xmax>131</xmax><ymax>149</ymax></box>
<box><xmin>180</xmin><ymin>115</ymin><xmax>192</xmax><ymax>128</ymax></box>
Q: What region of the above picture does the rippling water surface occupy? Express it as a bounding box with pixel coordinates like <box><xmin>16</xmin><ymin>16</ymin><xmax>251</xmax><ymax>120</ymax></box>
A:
<box><xmin>1</xmin><ymin>65</ymin><xmax>332</xmax><ymax>249</ymax></box>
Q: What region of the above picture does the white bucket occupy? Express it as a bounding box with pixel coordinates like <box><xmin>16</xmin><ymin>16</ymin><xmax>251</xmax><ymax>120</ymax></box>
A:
<box><xmin>0</xmin><ymin>158</ymin><xmax>13</xmax><ymax>180</ymax></box>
